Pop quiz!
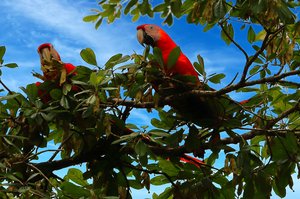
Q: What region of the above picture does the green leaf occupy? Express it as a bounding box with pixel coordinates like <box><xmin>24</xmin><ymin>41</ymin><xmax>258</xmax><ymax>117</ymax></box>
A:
<box><xmin>154</xmin><ymin>187</ymin><xmax>173</xmax><ymax>199</ymax></box>
<box><xmin>194</xmin><ymin>54</ymin><xmax>205</xmax><ymax>75</ymax></box>
<box><xmin>105</xmin><ymin>53</ymin><xmax>123</xmax><ymax>69</ymax></box>
<box><xmin>275</xmin><ymin>2</ymin><xmax>296</xmax><ymax>24</ymax></box>
<box><xmin>89</xmin><ymin>71</ymin><xmax>107</xmax><ymax>87</ymax></box>
<box><xmin>132</xmin><ymin>13</ymin><xmax>140</xmax><ymax>22</ymax></box>
<box><xmin>221</xmin><ymin>24</ymin><xmax>234</xmax><ymax>45</ymax></box>
<box><xmin>255</xmin><ymin>30</ymin><xmax>266</xmax><ymax>41</ymax></box>
<box><xmin>150</xmin><ymin>175</ymin><xmax>169</xmax><ymax>185</ymax></box>
<box><xmin>170</xmin><ymin>0</ymin><xmax>182</xmax><ymax>18</ymax></box>
<box><xmin>158</xmin><ymin>158</ymin><xmax>179</xmax><ymax>176</ymax></box>
<box><xmin>0</xmin><ymin>93</ymin><xmax>20</xmax><ymax>101</ymax></box>
<box><xmin>167</xmin><ymin>46</ymin><xmax>181</xmax><ymax>69</ymax></box>
<box><xmin>203</xmin><ymin>23</ymin><xmax>216</xmax><ymax>32</ymax></box>
<box><xmin>153</xmin><ymin>4</ymin><xmax>166</xmax><ymax>12</ymax></box>
<box><xmin>249</xmin><ymin>65</ymin><xmax>261</xmax><ymax>75</ymax></box>
<box><xmin>86</xmin><ymin>94</ymin><xmax>96</xmax><ymax>104</ymax></box>
<box><xmin>124</xmin><ymin>0</ymin><xmax>138</xmax><ymax>14</ymax></box>
<box><xmin>134</xmin><ymin>140</ymin><xmax>148</xmax><ymax>156</ymax></box>
<box><xmin>50</xmin><ymin>89</ymin><xmax>62</xmax><ymax>100</ymax></box>
<box><xmin>95</xmin><ymin>17</ymin><xmax>103</xmax><ymax>29</ymax></box>
<box><xmin>247</xmin><ymin>26</ymin><xmax>256</xmax><ymax>43</ymax></box>
<box><xmin>0</xmin><ymin>46</ymin><xmax>5</xmax><ymax>61</ymax></box>
<box><xmin>208</xmin><ymin>73</ymin><xmax>225</xmax><ymax>84</ymax></box>
<box><xmin>83</xmin><ymin>14</ymin><xmax>99</xmax><ymax>22</ymax></box>
<box><xmin>111</xmin><ymin>132</ymin><xmax>139</xmax><ymax>144</ymax></box>
<box><xmin>25</xmin><ymin>83</ymin><xmax>38</xmax><ymax>102</ymax></box>
<box><xmin>80</xmin><ymin>48</ymin><xmax>97</xmax><ymax>66</ymax></box>
<box><xmin>60</xmin><ymin>96</ymin><xmax>69</xmax><ymax>109</ymax></box>
<box><xmin>4</xmin><ymin>63</ymin><xmax>18</xmax><ymax>68</ymax></box>
<box><xmin>66</xmin><ymin>168</ymin><xmax>88</xmax><ymax>187</ymax></box>
<box><xmin>60</xmin><ymin>181</ymin><xmax>90</xmax><ymax>198</ymax></box>
<box><xmin>117</xmin><ymin>63</ymin><xmax>139</xmax><ymax>70</ymax></box>
<box><xmin>153</xmin><ymin>47</ymin><xmax>164</xmax><ymax>68</ymax></box>
<box><xmin>214</xmin><ymin>0</ymin><xmax>227</xmax><ymax>18</ymax></box>
<box><xmin>63</xmin><ymin>84</ymin><xmax>72</xmax><ymax>95</ymax></box>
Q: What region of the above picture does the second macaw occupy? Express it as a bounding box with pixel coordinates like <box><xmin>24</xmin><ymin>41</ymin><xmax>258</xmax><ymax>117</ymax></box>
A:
<box><xmin>136</xmin><ymin>24</ymin><xmax>248</xmax><ymax>128</ymax></box>
<box><xmin>137</xmin><ymin>24</ymin><xmax>199</xmax><ymax>79</ymax></box>
<box><xmin>37</xmin><ymin>43</ymin><xmax>76</xmax><ymax>81</ymax></box>
<box><xmin>35</xmin><ymin>43</ymin><xmax>77</xmax><ymax>102</ymax></box>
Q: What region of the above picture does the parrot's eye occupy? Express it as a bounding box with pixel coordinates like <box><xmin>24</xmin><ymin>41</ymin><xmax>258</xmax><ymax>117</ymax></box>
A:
<box><xmin>149</xmin><ymin>25</ymin><xmax>153</xmax><ymax>29</ymax></box>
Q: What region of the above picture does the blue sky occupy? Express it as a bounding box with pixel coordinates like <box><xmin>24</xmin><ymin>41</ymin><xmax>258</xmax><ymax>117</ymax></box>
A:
<box><xmin>0</xmin><ymin>0</ymin><xmax>299</xmax><ymax>198</ymax></box>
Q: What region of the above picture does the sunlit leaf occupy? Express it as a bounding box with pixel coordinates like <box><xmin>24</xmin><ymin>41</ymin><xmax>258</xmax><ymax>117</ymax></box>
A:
<box><xmin>0</xmin><ymin>93</ymin><xmax>20</xmax><ymax>101</ymax></box>
<box><xmin>0</xmin><ymin>46</ymin><xmax>5</xmax><ymax>61</ymax></box>
<box><xmin>4</xmin><ymin>63</ymin><xmax>18</xmax><ymax>68</ymax></box>
<box><xmin>208</xmin><ymin>73</ymin><xmax>225</xmax><ymax>84</ymax></box>
<box><xmin>247</xmin><ymin>26</ymin><xmax>256</xmax><ymax>43</ymax></box>
<box><xmin>80</xmin><ymin>48</ymin><xmax>97</xmax><ymax>66</ymax></box>
<box><xmin>66</xmin><ymin>168</ymin><xmax>88</xmax><ymax>187</ymax></box>
<box><xmin>83</xmin><ymin>14</ymin><xmax>99</xmax><ymax>22</ymax></box>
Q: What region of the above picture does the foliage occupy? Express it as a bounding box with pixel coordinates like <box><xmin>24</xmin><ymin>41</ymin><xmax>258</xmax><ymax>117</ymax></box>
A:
<box><xmin>1</xmin><ymin>0</ymin><xmax>300</xmax><ymax>198</ymax></box>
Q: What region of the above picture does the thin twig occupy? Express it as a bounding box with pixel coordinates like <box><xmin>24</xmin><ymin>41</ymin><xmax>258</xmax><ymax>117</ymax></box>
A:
<box><xmin>48</xmin><ymin>132</ymin><xmax>75</xmax><ymax>162</ymax></box>
<box><xmin>219</xmin><ymin>22</ymin><xmax>249</xmax><ymax>62</ymax></box>
<box><xmin>122</xmin><ymin>162</ymin><xmax>178</xmax><ymax>188</ymax></box>
<box><xmin>240</xmin><ymin>26</ymin><xmax>285</xmax><ymax>83</ymax></box>
<box><xmin>0</xmin><ymin>79</ymin><xmax>21</xmax><ymax>106</ymax></box>
<box><xmin>26</xmin><ymin>163</ymin><xmax>58</xmax><ymax>192</ymax></box>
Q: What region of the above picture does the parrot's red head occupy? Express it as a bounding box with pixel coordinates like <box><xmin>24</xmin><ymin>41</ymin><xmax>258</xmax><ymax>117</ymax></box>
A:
<box><xmin>37</xmin><ymin>43</ymin><xmax>62</xmax><ymax>80</ymax></box>
<box><xmin>137</xmin><ymin>24</ymin><xmax>175</xmax><ymax>47</ymax></box>
<box><xmin>137</xmin><ymin>24</ymin><xmax>177</xmax><ymax>51</ymax></box>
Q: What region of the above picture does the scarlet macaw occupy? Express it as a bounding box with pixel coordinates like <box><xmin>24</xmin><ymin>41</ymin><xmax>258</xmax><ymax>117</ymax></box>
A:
<box><xmin>37</xmin><ymin>43</ymin><xmax>76</xmax><ymax>81</ymax></box>
<box><xmin>35</xmin><ymin>43</ymin><xmax>77</xmax><ymax>102</ymax></box>
<box><xmin>136</xmin><ymin>24</ymin><xmax>247</xmax><ymax>128</ymax></box>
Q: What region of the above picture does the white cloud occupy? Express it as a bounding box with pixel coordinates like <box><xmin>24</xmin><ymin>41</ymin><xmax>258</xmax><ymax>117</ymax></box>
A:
<box><xmin>0</xmin><ymin>0</ymin><xmax>142</xmax><ymax>92</ymax></box>
<box><xmin>2</xmin><ymin>0</ymin><xmax>139</xmax><ymax>63</ymax></box>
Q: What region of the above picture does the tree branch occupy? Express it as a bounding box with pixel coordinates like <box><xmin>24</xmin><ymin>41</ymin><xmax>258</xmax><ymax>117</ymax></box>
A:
<box><xmin>240</xmin><ymin>26</ymin><xmax>285</xmax><ymax>83</ymax></box>
<box><xmin>164</xmin><ymin>69</ymin><xmax>300</xmax><ymax>101</ymax></box>
<box><xmin>217</xmin><ymin>99</ymin><xmax>300</xmax><ymax>145</ymax></box>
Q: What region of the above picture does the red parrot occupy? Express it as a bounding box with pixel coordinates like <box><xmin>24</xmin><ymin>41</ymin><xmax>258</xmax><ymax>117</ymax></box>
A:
<box><xmin>137</xmin><ymin>24</ymin><xmax>199</xmax><ymax>79</ymax></box>
<box><xmin>136</xmin><ymin>24</ymin><xmax>249</xmax><ymax>126</ymax></box>
<box><xmin>37</xmin><ymin>43</ymin><xmax>76</xmax><ymax>80</ymax></box>
<box><xmin>35</xmin><ymin>43</ymin><xmax>77</xmax><ymax>102</ymax></box>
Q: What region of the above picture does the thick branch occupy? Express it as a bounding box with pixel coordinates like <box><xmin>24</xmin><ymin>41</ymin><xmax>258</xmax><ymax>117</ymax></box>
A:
<box><xmin>165</xmin><ymin>69</ymin><xmax>300</xmax><ymax>101</ymax></box>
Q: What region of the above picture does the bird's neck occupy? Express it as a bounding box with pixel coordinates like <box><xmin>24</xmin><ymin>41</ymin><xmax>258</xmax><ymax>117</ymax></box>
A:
<box><xmin>155</xmin><ymin>31</ymin><xmax>177</xmax><ymax>57</ymax></box>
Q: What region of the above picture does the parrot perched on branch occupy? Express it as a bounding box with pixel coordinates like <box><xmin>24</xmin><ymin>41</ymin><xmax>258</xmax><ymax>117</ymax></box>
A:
<box><xmin>137</xmin><ymin>25</ymin><xmax>199</xmax><ymax>79</ymax></box>
<box><xmin>35</xmin><ymin>43</ymin><xmax>77</xmax><ymax>102</ymax></box>
<box><xmin>37</xmin><ymin>43</ymin><xmax>76</xmax><ymax>82</ymax></box>
<box><xmin>136</xmin><ymin>24</ymin><xmax>248</xmax><ymax>128</ymax></box>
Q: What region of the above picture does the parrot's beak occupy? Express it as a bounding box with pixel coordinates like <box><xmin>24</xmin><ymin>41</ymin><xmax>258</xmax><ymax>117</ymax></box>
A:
<box><xmin>137</xmin><ymin>29</ymin><xmax>154</xmax><ymax>47</ymax></box>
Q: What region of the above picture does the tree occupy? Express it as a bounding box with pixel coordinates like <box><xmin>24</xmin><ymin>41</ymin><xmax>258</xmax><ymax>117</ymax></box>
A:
<box><xmin>0</xmin><ymin>0</ymin><xmax>299</xmax><ymax>198</ymax></box>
